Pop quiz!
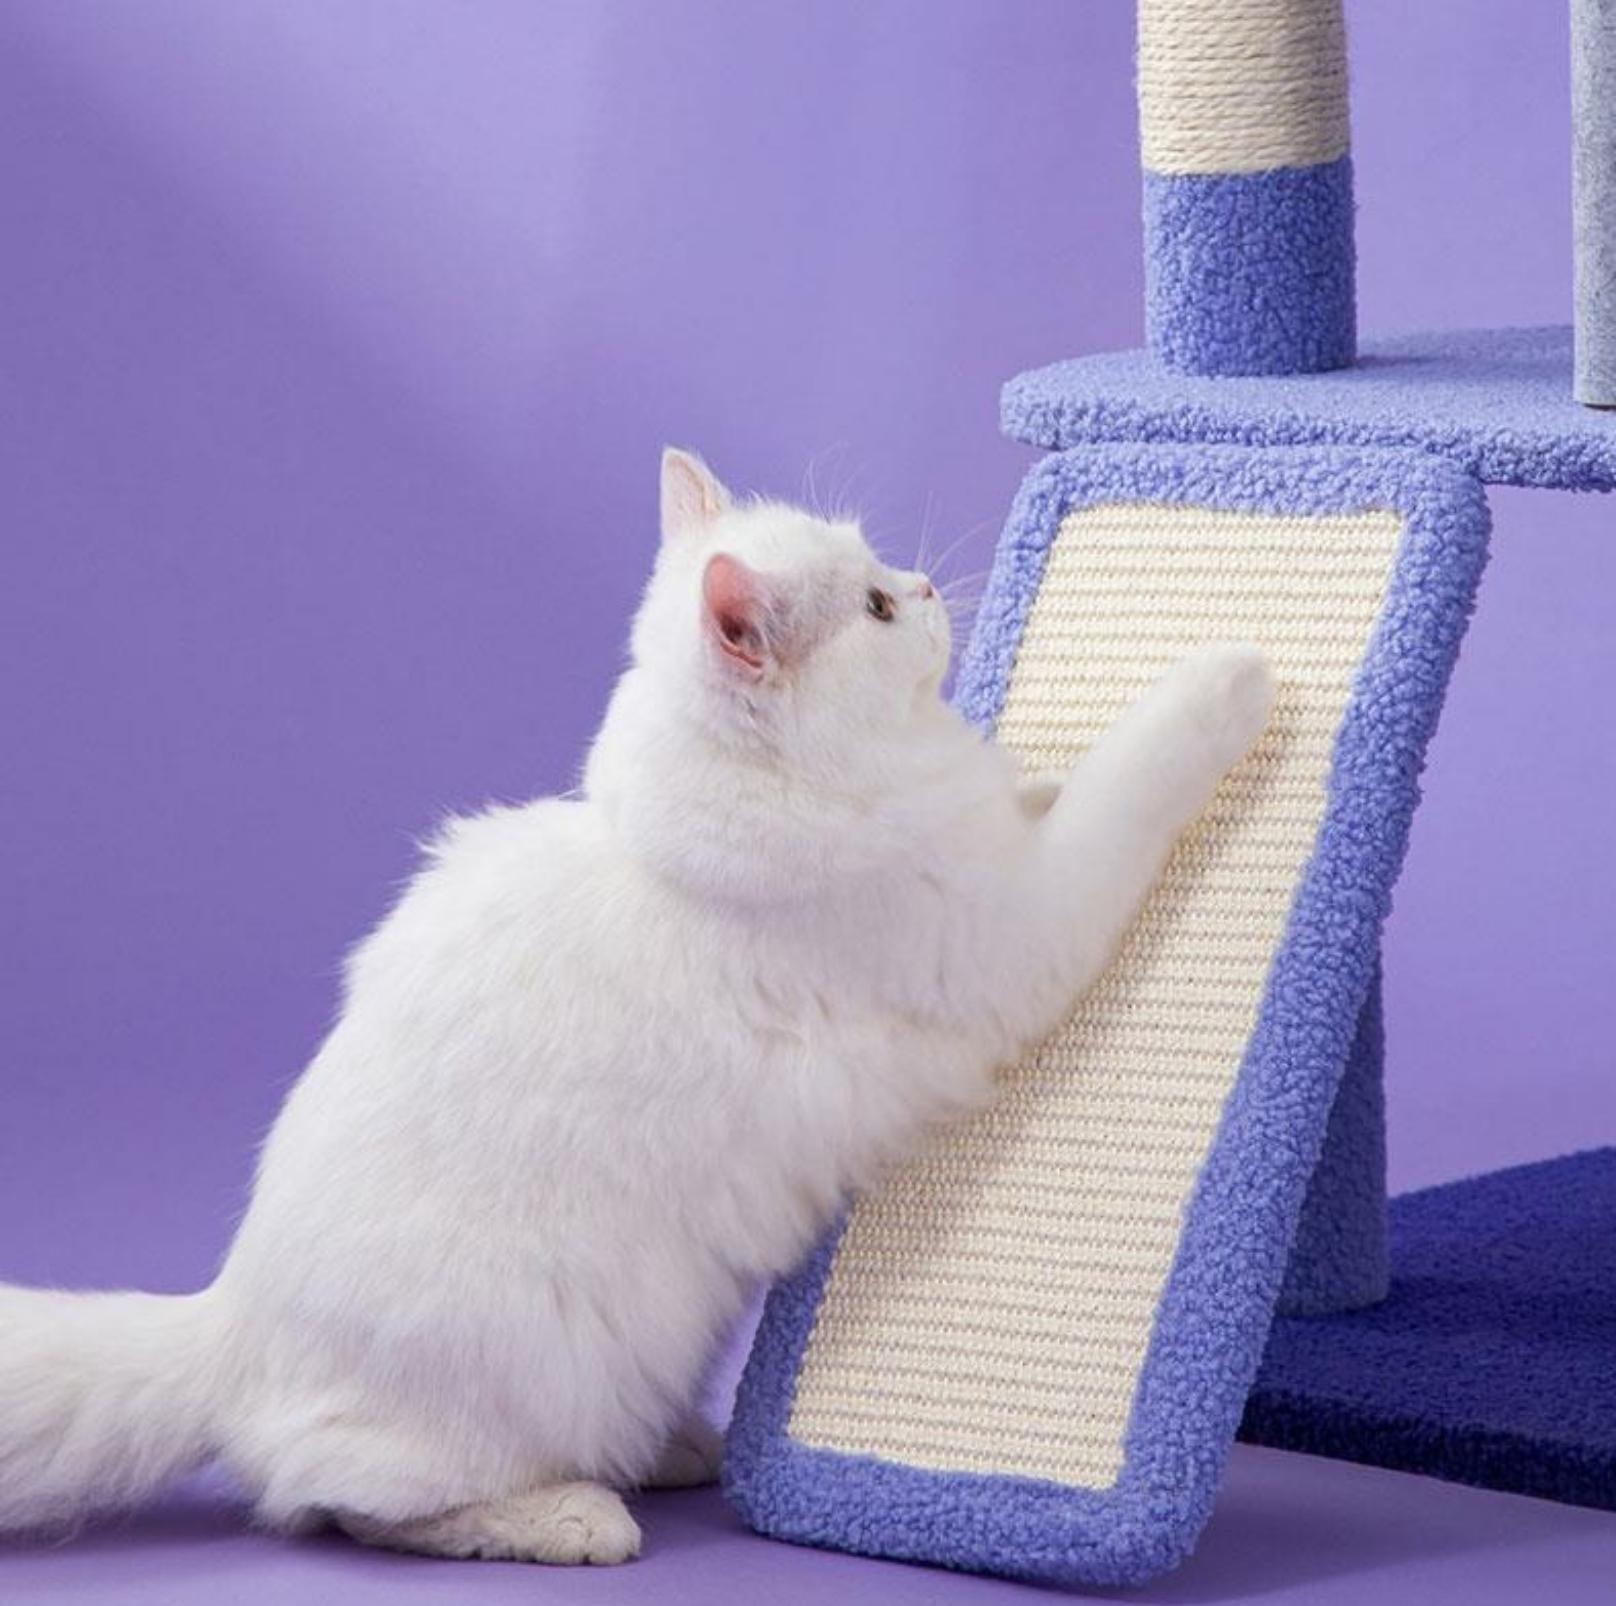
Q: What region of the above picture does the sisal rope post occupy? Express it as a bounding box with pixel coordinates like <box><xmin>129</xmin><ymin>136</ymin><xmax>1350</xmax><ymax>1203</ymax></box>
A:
<box><xmin>1138</xmin><ymin>0</ymin><xmax>1357</xmax><ymax>375</ymax></box>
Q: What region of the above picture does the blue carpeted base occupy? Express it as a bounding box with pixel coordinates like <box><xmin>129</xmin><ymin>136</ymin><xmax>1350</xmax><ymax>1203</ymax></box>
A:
<box><xmin>1242</xmin><ymin>1148</ymin><xmax>1616</xmax><ymax>1510</ymax></box>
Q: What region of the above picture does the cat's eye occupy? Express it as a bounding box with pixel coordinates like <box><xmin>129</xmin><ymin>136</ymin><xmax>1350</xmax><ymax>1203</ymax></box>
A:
<box><xmin>865</xmin><ymin>588</ymin><xmax>896</xmax><ymax>623</ymax></box>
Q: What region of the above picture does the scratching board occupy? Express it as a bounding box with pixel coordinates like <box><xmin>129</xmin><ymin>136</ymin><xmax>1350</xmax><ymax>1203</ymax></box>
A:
<box><xmin>724</xmin><ymin>443</ymin><xmax>1490</xmax><ymax>1588</ymax></box>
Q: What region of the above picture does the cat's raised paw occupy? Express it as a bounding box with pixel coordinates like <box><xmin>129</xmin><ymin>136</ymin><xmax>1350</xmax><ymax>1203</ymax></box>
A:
<box><xmin>1178</xmin><ymin>642</ymin><xmax>1277</xmax><ymax>768</ymax></box>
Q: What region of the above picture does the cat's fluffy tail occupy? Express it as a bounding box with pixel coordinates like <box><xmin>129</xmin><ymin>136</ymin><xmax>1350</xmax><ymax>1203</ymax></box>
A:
<box><xmin>0</xmin><ymin>1283</ymin><xmax>223</xmax><ymax>1531</ymax></box>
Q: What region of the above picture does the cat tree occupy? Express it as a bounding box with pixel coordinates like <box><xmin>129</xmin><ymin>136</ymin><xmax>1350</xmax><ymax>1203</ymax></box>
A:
<box><xmin>724</xmin><ymin>1</ymin><xmax>1616</xmax><ymax>1585</ymax></box>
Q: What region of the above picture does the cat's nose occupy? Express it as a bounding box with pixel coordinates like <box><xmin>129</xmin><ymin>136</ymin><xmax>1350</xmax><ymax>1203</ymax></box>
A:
<box><xmin>916</xmin><ymin>578</ymin><xmax>935</xmax><ymax>600</ymax></box>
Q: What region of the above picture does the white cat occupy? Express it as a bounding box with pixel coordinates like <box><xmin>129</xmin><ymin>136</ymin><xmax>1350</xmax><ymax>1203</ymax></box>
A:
<box><xmin>0</xmin><ymin>450</ymin><xmax>1273</xmax><ymax>1564</ymax></box>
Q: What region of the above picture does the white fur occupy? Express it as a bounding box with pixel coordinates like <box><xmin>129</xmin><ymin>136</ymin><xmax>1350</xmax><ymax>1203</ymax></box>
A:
<box><xmin>0</xmin><ymin>449</ymin><xmax>1273</xmax><ymax>1563</ymax></box>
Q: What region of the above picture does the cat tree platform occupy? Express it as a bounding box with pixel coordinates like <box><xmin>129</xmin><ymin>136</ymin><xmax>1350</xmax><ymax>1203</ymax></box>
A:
<box><xmin>1002</xmin><ymin>326</ymin><xmax>1616</xmax><ymax>493</ymax></box>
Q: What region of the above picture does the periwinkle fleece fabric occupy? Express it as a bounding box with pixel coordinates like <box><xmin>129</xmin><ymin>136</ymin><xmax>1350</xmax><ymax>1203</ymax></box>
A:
<box><xmin>1245</xmin><ymin>1147</ymin><xmax>1616</xmax><ymax>1511</ymax></box>
<box><xmin>1002</xmin><ymin>325</ymin><xmax>1616</xmax><ymax>492</ymax></box>
<box><xmin>1145</xmin><ymin>157</ymin><xmax>1356</xmax><ymax>376</ymax></box>
<box><xmin>723</xmin><ymin>442</ymin><xmax>1491</xmax><ymax>1588</ymax></box>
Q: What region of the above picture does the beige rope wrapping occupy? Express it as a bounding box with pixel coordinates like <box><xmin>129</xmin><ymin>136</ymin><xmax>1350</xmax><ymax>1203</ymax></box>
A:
<box><xmin>786</xmin><ymin>500</ymin><xmax>1403</xmax><ymax>1489</ymax></box>
<box><xmin>1138</xmin><ymin>0</ymin><xmax>1350</xmax><ymax>175</ymax></box>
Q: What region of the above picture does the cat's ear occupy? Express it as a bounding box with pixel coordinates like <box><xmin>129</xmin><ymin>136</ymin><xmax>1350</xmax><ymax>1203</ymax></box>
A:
<box><xmin>702</xmin><ymin>553</ymin><xmax>773</xmax><ymax>676</ymax></box>
<box><xmin>661</xmin><ymin>447</ymin><xmax>732</xmax><ymax>543</ymax></box>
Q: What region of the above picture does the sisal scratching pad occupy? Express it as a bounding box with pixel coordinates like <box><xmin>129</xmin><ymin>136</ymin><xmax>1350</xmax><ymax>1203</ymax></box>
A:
<box><xmin>788</xmin><ymin>502</ymin><xmax>1399</xmax><ymax>1489</ymax></box>
<box><xmin>724</xmin><ymin>444</ymin><xmax>1490</xmax><ymax>1587</ymax></box>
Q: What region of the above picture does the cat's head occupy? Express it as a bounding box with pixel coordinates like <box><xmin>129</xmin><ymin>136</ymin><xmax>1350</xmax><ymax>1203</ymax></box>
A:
<box><xmin>632</xmin><ymin>449</ymin><xmax>951</xmax><ymax>762</ymax></box>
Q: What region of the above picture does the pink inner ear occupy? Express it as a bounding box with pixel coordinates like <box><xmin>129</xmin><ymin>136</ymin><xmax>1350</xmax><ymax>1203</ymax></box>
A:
<box><xmin>702</xmin><ymin>554</ymin><xmax>767</xmax><ymax>672</ymax></box>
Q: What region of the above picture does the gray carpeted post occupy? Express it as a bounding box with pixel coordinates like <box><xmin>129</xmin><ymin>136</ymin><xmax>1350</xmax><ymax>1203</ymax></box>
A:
<box><xmin>1573</xmin><ymin>0</ymin><xmax>1616</xmax><ymax>406</ymax></box>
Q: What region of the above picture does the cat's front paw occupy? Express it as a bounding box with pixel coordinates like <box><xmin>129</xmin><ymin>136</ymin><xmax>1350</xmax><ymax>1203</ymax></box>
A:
<box><xmin>1178</xmin><ymin>643</ymin><xmax>1277</xmax><ymax>773</ymax></box>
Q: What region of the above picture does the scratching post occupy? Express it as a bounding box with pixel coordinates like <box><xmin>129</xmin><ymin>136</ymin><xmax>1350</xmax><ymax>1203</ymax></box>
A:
<box><xmin>1139</xmin><ymin>0</ymin><xmax>1356</xmax><ymax>375</ymax></box>
<box><xmin>1573</xmin><ymin>0</ymin><xmax>1616</xmax><ymax>406</ymax></box>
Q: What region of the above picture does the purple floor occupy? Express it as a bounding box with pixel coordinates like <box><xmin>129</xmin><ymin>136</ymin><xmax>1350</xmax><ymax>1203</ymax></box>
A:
<box><xmin>1</xmin><ymin>1447</ymin><xmax>1611</xmax><ymax>1605</ymax></box>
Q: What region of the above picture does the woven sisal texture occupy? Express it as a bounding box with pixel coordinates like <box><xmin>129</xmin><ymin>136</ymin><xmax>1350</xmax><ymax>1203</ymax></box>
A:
<box><xmin>786</xmin><ymin>500</ymin><xmax>1403</xmax><ymax>1489</ymax></box>
<box><xmin>1137</xmin><ymin>0</ymin><xmax>1349</xmax><ymax>176</ymax></box>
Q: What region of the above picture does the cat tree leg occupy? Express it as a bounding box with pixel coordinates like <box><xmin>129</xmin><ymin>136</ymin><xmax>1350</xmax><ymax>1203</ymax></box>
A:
<box><xmin>1276</xmin><ymin>956</ymin><xmax>1390</xmax><ymax>1316</ymax></box>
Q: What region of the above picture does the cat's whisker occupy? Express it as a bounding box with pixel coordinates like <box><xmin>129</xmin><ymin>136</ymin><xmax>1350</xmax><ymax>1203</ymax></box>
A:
<box><xmin>913</xmin><ymin>492</ymin><xmax>941</xmax><ymax>574</ymax></box>
<box><xmin>937</xmin><ymin>583</ymin><xmax>987</xmax><ymax>642</ymax></box>
<box><xmin>802</xmin><ymin>444</ymin><xmax>858</xmax><ymax>523</ymax></box>
<box><xmin>926</xmin><ymin>520</ymin><xmax>994</xmax><ymax>585</ymax></box>
<box><xmin>803</xmin><ymin>455</ymin><xmax>822</xmax><ymax>520</ymax></box>
<box><xmin>938</xmin><ymin>571</ymin><xmax>991</xmax><ymax>604</ymax></box>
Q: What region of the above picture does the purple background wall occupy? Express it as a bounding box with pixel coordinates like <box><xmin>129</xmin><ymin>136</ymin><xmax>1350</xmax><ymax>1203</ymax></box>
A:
<box><xmin>1</xmin><ymin>0</ymin><xmax>1611</xmax><ymax>1319</ymax></box>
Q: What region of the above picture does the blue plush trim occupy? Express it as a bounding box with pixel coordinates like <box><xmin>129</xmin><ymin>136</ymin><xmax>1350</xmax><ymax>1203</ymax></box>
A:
<box><xmin>1145</xmin><ymin>157</ymin><xmax>1356</xmax><ymax>375</ymax></box>
<box><xmin>1001</xmin><ymin>325</ymin><xmax>1616</xmax><ymax>492</ymax></box>
<box><xmin>724</xmin><ymin>442</ymin><xmax>1491</xmax><ymax>1588</ymax></box>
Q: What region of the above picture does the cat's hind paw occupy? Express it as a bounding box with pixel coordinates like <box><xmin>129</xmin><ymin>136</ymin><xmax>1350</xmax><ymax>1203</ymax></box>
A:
<box><xmin>339</xmin><ymin>1480</ymin><xmax>641</xmax><ymax>1565</ymax></box>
